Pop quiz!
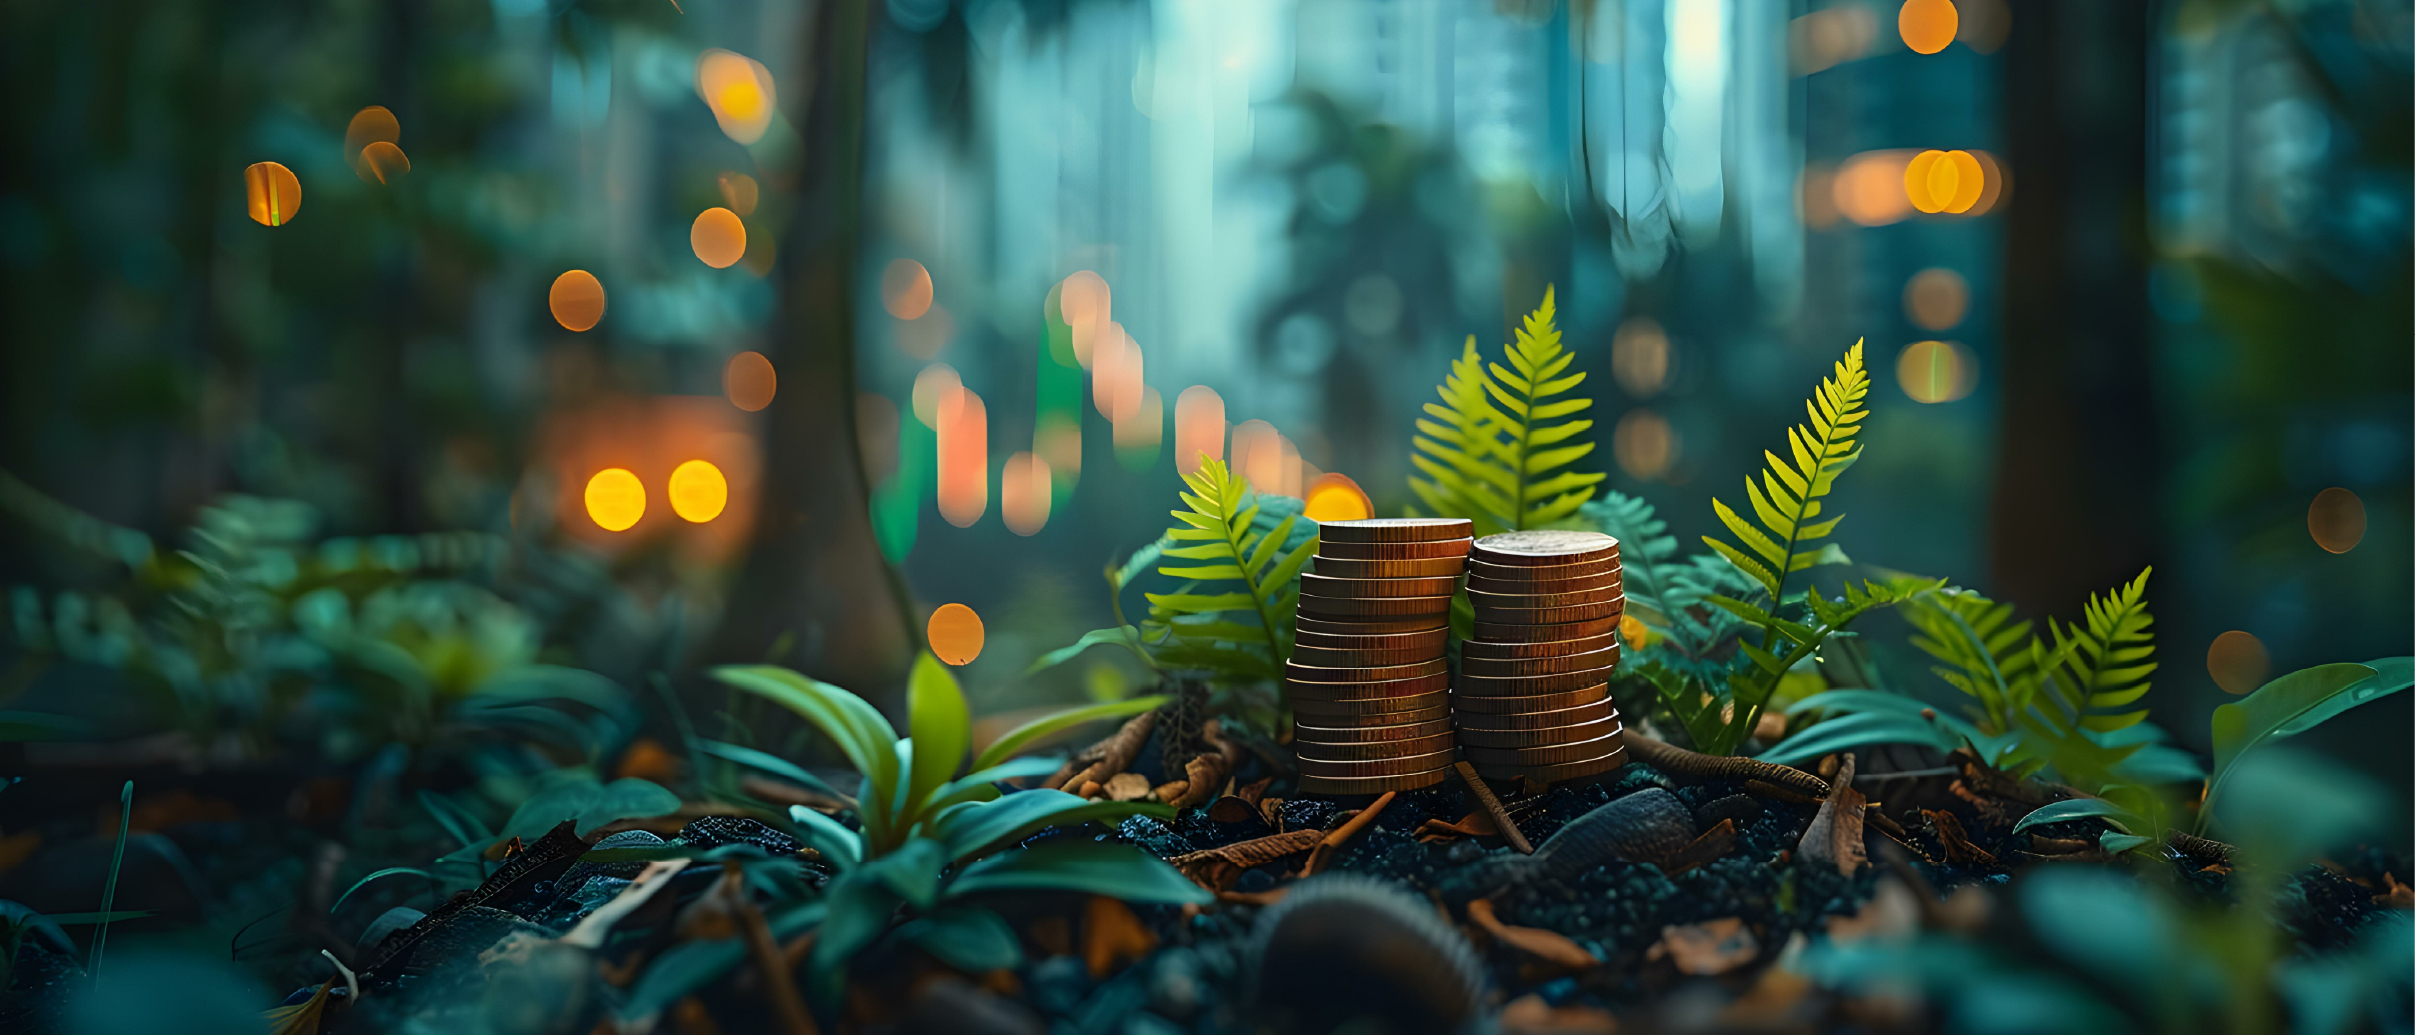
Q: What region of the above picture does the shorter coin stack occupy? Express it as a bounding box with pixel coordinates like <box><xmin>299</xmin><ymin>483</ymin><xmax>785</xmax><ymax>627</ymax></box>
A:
<box><xmin>1453</xmin><ymin>529</ymin><xmax>1628</xmax><ymax>786</ymax></box>
<box><xmin>1287</xmin><ymin>517</ymin><xmax>1473</xmax><ymax>795</ymax></box>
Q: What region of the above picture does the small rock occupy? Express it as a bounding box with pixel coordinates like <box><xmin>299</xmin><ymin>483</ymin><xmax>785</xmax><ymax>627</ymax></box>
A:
<box><xmin>1105</xmin><ymin>773</ymin><xmax>1153</xmax><ymax>802</ymax></box>
<box><xmin>1534</xmin><ymin>789</ymin><xmax>1695</xmax><ymax>882</ymax></box>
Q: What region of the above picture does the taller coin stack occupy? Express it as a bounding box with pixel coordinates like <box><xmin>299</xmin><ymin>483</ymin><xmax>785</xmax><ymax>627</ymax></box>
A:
<box><xmin>1287</xmin><ymin>518</ymin><xmax>1474</xmax><ymax>795</ymax></box>
<box><xmin>1453</xmin><ymin>530</ymin><xmax>1628</xmax><ymax>786</ymax></box>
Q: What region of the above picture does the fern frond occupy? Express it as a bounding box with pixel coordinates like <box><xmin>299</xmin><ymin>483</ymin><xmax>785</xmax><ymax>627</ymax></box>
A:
<box><xmin>1701</xmin><ymin>340</ymin><xmax>1869</xmax><ymax>603</ymax></box>
<box><xmin>1407</xmin><ymin>287</ymin><xmax>1604</xmax><ymax>534</ymax></box>
<box><xmin>1902</xmin><ymin>586</ymin><xmax>2039</xmax><ymax>733</ymax></box>
<box><xmin>2041</xmin><ymin>568</ymin><xmax>2155</xmax><ymax>734</ymax></box>
<box><xmin>1138</xmin><ymin>459</ymin><xmax>1314</xmax><ymax>677</ymax></box>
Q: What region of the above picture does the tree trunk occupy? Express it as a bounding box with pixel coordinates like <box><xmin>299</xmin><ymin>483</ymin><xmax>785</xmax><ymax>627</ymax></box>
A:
<box><xmin>708</xmin><ymin>0</ymin><xmax>918</xmax><ymax>698</ymax></box>
<box><xmin>1990</xmin><ymin>0</ymin><xmax>2161</xmax><ymax>618</ymax></box>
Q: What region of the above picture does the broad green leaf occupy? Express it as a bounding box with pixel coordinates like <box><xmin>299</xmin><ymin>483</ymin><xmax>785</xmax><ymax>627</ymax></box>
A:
<box><xmin>1757</xmin><ymin>712</ymin><xmax>1964</xmax><ymax>766</ymax></box>
<box><xmin>947</xmin><ymin>840</ymin><xmax>1211</xmax><ymax>904</ymax></box>
<box><xmin>808</xmin><ymin>873</ymin><xmax>900</xmax><ymax>1006</ymax></box>
<box><xmin>2202</xmin><ymin>662</ymin><xmax>2382</xmax><ymax>826</ymax></box>
<box><xmin>788</xmin><ymin>805</ymin><xmax>863</xmax><ymax>865</ymax></box>
<box><xmin>329</xmin><ymin>867</ymin><xmax>430</xmax><ymax>915</ymax></box>
<box><xmin>417</xmin><ymin>789</ymin><xmax>492</xmax><ymax>851</ymax></box>
<box><xmin>1023</xmin><ymin>626</ymin><xmax>1148</xmax><ymax>676</ymax></box>
<box><xmin>2099</xmin><ymin>831</ymin><xmax>2155</xmax><ymax>854</ymax></box>
<box><xmin>896</xmin><ymin>905</ymin><xmax>1022</xmax><ymax>972</ymax></box>
<box><xmin>935</xmin><ymin>789</ymin><xmax>1166</xmax><ymax>862</ymax></box>
<box><xmin>2011</xmin><ymin>798</ymin><xmax>2144</xmax><ymax>835</ymax></box>
<box><xmin>865</xmin><ymin>836</ymin><xmax>947</xmax><ymax>909</ymax></box>
<box><xmin>2270</xmin><ymin>657</ymin><xmax>2412</xmax><ymax>737</ymax></box>
<box><xmin>696</xmin><ymin>739</ymin><xmax>852</xmax><ymax>804</ymax></box>
<box><xmin>905</xmin><ymin>653</ymin><xmax>971</xmax><ymax>823</ymax></box>
<box><xmin>970</xmin><ymin>695</ymin><xmax>1166</xmax><ymax>771</ymax></box>
<box><xmin>927</xmin><ymin>757</ymin><xmax>1066</xmax><ymax>812</ymax></box>
<box><xmin>624</xmin><ymin>901</ymin><xmax>824</xmax><ymax>1019</ymax></box>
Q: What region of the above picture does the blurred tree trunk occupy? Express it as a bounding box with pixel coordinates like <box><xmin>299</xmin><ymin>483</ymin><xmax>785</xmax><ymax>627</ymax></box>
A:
<box><xmin>708</xmin><ymin>0</ymin><xmax>918</xmax><ymax>695</ymax></box>
<box><xmin>1990</xmin><ymin>0</ymin><xmax>2161</xmax><ymax>617</ymax></box>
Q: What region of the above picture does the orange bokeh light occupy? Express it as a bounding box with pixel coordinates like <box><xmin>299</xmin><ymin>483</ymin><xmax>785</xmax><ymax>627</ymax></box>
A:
<box><xmin>358</xmin><ymin>141</ymin><xmax>411</xmax><ymax>185</ymax></box>
<box><xmin>1174</xmin><ymin>385</ymin><xmax>1227</xmax><ymax>476</ymax></box>
<box><xmin>244</xmin><ymin>162</ymin><xmax>302</xmax><ymax>226</ymax></box>
<box><xmin>911</xmin><ymin>364</ymin><xmax>960</xmax><ymax>428</ymax></box>
<box><xmin>344</xmin><ymin>107</ymin><xmax>401</xmax><ymax>176</ymax></box>
<box><xmin>1898</xmin><ymin>0</ymin><xmax>1958</xmax><ymax>55</ymax></box>
<box><xmin>2207</xmin><ymin>630</ymin><xmax>2270</xmax><ymax>695</ymax></box>
<box><xmin>584</xmin><ymin>468</ymin><xmax>646</xmax><ymax>531</ymax></box>
<box><xmin>696</xmin><ymin>49</ymin><xmax>777</xmax><ymax>145</ymax></box>
<box><xmin>1092</xmin><ymin>328</ymin><xmax>1144</xmax><ymax>422</ymax></box>
<box><xmin>1232</xmin><ymin>420</ymin><xmax>1288</xmax><ymax>495</ymax></box>
<box><xmin>717</xmin><ymin>171</ymin><xmax>760</xmax><ymax>216</ymax></box>
<box><xmin>1002</xmin><ymin>451</ymin><xmax>1052</xmax><ymax>536</ymax></box>
<box><xmin>1114</xmin><ymin>385</ymin><xmax>1163</xmax><ymax>455</ymax></box>
<box><xmin>927</xmin><ymin>603</ymin><xmax>986</xmax><ymax>666</ymax></box>
<box><xmin>691</xmin><ymin>207</ymin><xmax>748</xmax><ymax>268</ymax></box>
<box><xmin>1303</xmin><ymin>473</ymin><xmax>1373</xmax><ymax>522</ymax></box>
<box><xmin>2308</xmin><ymin>487</ymin><xmax>2367</xmax><ymax>553</ymax></box>
<box><xmin>549</xmin><ymin>270</ymin><xmax>607</xmax><ymax>332</ymax></box>
<box><xmin>1614</xmin><ymin>409</ymin><xmax>1678</xmax><ymax>480</ymax></box>
<box><xmin>1833</xmin><ymin>151</ymin><xmax>1913</xmax><ymax>226</ymax></box>
<box><xmin>882</xmin><ymin>259</ymin><xmax>934</xmax><ymax>321</ymax></box>
<box><xmin>1904</xmin><ymin>268</ymin><xmax>1969</xmax><ymax>330</ymax></box>
<box><xmin>935</xmin><ymin>386</ymin><xmax>987</xmax><ymax>528</ymax></box>
<box><xmin>725</xmin><ymin>351</ymin><xmax>776</xmax><ymax>412</ymax></box>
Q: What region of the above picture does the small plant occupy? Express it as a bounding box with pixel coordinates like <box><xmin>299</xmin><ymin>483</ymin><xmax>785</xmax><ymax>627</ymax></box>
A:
<box><xmin>1409</xmin><ymin>287</ymin><xmax>1605</xmax><ymax>535</ymax></box>
<box><xmin>651</xmin><ymin>655</ymin><xmax>1205</xmax><ymax>1009</ymax></box>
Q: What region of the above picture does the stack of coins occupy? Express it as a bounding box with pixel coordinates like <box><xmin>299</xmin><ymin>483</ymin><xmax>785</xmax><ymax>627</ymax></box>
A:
<box><xmin>1453</xmin><ymin>530</ymin><xmax>1628</xmax><ymax>786</ymax></box>
<box><xmin>1287</xmin><ymin>518</ymin><xmax>1473</xmax><ymax>795</ymax></box>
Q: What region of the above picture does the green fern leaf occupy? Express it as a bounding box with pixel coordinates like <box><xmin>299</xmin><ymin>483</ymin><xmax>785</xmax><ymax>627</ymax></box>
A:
<box><xmin>1701</xmin><ymin>340</ymin><xmax>1868</xmax><ymax>603</ymax></box>
<box><xmin>1406</xmin><ymin>287</ymin><xmax>1605</xmax><ymax>534</ymax></box>
<box><xmin>2043</xmin><ymin>568</ymin><xmax>2155</xmax><ymax>734</ymax></box>
<box><xmin>1136</xmin><ymin>459</ymin><xmax>1311</xmax><ymax>677</ymax></box>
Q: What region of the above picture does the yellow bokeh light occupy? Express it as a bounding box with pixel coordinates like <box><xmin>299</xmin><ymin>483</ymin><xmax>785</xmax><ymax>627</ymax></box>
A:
<box><xmin>584</xmin><ymin>468</ymin><xmax>646</xmax><ymax>531</ymax></box>
<box><xmin>1303</xmin><ymin>473</ymin><xmax>1373</xmax><ymax>522</ymax></box>
<box><xmin>1619</xmin><ymin>613</ymin><xmax>1652</xmax><ymax>651</ymax></box>
<box><xmin>882</xmin><ymin>258</ymin><xmax>934</xmax><ymax>321</ymax></box>
<box><xmin>549</xmin><ymin>270</ymin><xmax>607</xmax><ymax>332</ymax></box>
<box><xmin>667</xmin><ymin>460</ymin><xmax>729</xmax><ymax>523</ymax></box>
<box><xmin>1942</xmin><ymin>151</ymin><xmax>1984</xmax><ymax>212</ymax></box>
<box><xmin>691</xmin><ymin>207</ymin><xmax>747</xmax><ymax>269</ymax></box>
<box><xmin>1897</xmin><ymin>340</ymin><xmax>1977</xmax><ymax>403</ymax></box>
<box><xmin>2206</xmin><ymin>630</ymin><xmax>2270</xmax><ymax>695</ymax></box>
<box><xmin>1898</xmin><ymin>0</ymin><xmax>1958</xmax><ymax>55</ymax></box>
<box><xmin>1904</xmin><ymin>268</ymin><xmax>1969</xmax><ymax>330</ymax></box>
<box><xmin>927</xmin><ymin>603</ymin><xmax>986</xmax><ymax>666</ymax></box>
<box><xmin>695</xmin><ymin>50</ymin><xmax>777</xmax><ymax>144</ymax></box>
<box><xmin>244</xmin><ymin>162</ymin><xmax>302</xmax><ymax>226</ymax></box>
<box><xmin>1905</xmin><ymin>150</ymin><xmax>1947</xmax><ymax>213</ymax></box>
<box><xmin>2308</xmin><ymin>487</ymin><xmax>2367</xmax><ymax>554</ymax></box>
<box><xmin>1613</xmin><ymin>409</ymin><xmax>1678</xmax><ymax>480</ymax></box>
<box><xmin>725</xmin><ymin>351</ymin><xmax>776</xmax><ymax>412</ymax></box>
<box><xmin>1907</xmin><ymin>150</ymin><xmax>1987</xmax><ymax>215</ymax></box>
<box><xmin>717</xmin><ymin>171</ymin><xmax>760</xmax><ymax>216</ymax></box>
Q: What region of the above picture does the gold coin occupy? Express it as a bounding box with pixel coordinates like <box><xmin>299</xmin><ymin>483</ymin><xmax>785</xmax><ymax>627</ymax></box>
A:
<box><xmin>1454</xmin><ymin>717</ymin><xmax>1624</xmax><ymax>751</ymax></box>
<box><xmin>1458</xmin><ymin>644</ymin><xmax>1621</xmax><ymax>677</ymax></box>
<box><xmin>1300</xmin><ymin>573</ymin><xmax>1462</xmax><ymax>598</ymax></box>
<box><xmin>1470</xmin><ymin>616</ymin><xmax>1620</xmax><ymax>643</ymax></box>
<box><xmin>1469</xmin><ymin>530</ymin><xmax>1618</xmax><ymax>567</ymax></box>
<box><xmin>1292</xmin><ymin>717</ymin><xmax>1457</xmax><ymax>743</ymax></box>
<box><xmin>1465</xmin><ymin>570</ymin><xmax>1622</xmax><ymax>596</ymax></box>
<box><xmin>1297</xmin><ymin>593</ymin><xmax>1454</xmax><ymax>618</ymax></box>
<box><xmin>1312</xmin><ymin>556</ymin><xmax>1469</xmax><ymax>579</ymax></box>
<box><xmin>1316</xmin><ymin>518</ymin><xmax>1474</xmax><ymax>543</ymax></box>
<box><xmin>1459</xmin><ymin>631</ymin><xmax>1616</xmax><ymax>661</ymax></box>
<box><xmin>1288</xmin><ymin>692</ymin><xmax>1451</xmax><ymax>722</ymax></box>
<box><xmin>1450</xmin><ymin>684</ymin><xmax>1610</xmax><ymax>714</ymax></box>
<box><xmin>1295</xmin><ymin>764</ymin><xmax>1454</xmax><ymax>796</ymax></box>
<box><xmin>1296</xmin><ymin>613</ymin><xmax>1450</xmax><ymax>637</ymax></box>
<box><xmin>1285</xmin><ymin>658</ymin><xmax>1451</xmax><ymax>684</ymax></box>
<box><xmin>1294</xmin><ymin>731</ymin><xmax>1457</xmax><ymax>762</ymax></box>
<box><xmin>1457</xmin><ymin>667</ymin><xmax>1614</xmax><ymax>697</ymax></box>
<box><xmin>1296</xmin><ymin>746</ymin><xmax>1459</xmax><ymax>778</ymax></box>
<box><xmin>1468</xmin><ymin>587</ymin><xmax>1626</xmax><ymax>611</ymax></box>
<box><xmin>1314</xmin><ymin>537</ymin><xmax>1473</xmax><ymax>561</ymax></box>
<box><xmin>1453</xmin><ymin>699</ymin><xmax>1619</xmax><ymax>731</ymax></box>
<box><xmin>1466</xmin><ymin>556</ymin><xmax>1621</xmax><ymax>582</ymax></box>
<box><xmin>1294</xmin><ymin>627</ymin><xmax>1450</xmax><ymax>652</ymax></box>
<box><xmin>1285</xmin><ymin>672</ymin><xmax>1455</xmax><ymax>701</ymax></box>
<box><xmin>1290</xmin><ymin>644</ymin><xmax>1446</xmax><ymax>668</ymax></box>
<box><xmin>1470</xmin><ymin>746</ymin><xmax>1627</xmax><ymax>784</ymax></box>
<box><xmin>1470</xmin><ymin>599</ymin><xmax>1625</xmax><ymax>627</ymax></box>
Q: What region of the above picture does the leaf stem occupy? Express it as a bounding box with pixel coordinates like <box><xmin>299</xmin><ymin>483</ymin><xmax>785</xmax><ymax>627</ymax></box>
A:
<box><xmin>88</xmin><ymin>780</ymin><xmax>131</xmax><ymax>984</ymax></box>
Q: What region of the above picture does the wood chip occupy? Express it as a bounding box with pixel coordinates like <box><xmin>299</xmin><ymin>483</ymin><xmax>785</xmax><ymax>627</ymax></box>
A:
<box><xmin>2377</xmin><ymin>873</ymin><xmax>2414</xmax><ymax>910</ymax></box>
<box><xmin>1082</xmin><ymin>895</ymin><xmax>1156</xmax><ymax>978</ymax></box>
<box><xmin>1151</xmin><ymin>780</ymin><xmax>1189</xmax><ymax>804</ymax></box>
<box><xmin>1797</xmin><ymin>753</ymin><xmax>1868</xmax><ymax>877</ymax></box>
<box><xmin>1648</xmin><ymin>917</ymin><xmax>1759</xmax><ymax>976</ymax></box>
<box><xmin>1923</xmin><ymin>808</ymin><xmax>1995</xmax><ymax>865</ymax></box>
<box><xmin>1166</xmin><ymin>828</ymin><xmax>1327</xmax><ymax>891</ymax></box>
<box><xmin>1215</xmin><ymin>887</ymin><xmax>1290</xmax><ymax>907</ymax></box>
<box><xmin>1415</xmin><ymin>812</ymin><xmax>1500</xmax><ymax>843</ymax></box>
<box><xmin>1236</xmin><ymin>776</ymin><xmax>1274</xmax><ymax>806</ymax></box>
<box><xmin>1104</xmin><ymin>773</ymin><xmax>1153</xmax><ymax>802</ymax></box>
<box><xmin>1302</xmin><ymin>790</ymin><xmax>1395</xmax><ymax>875</ymax></box>
<box><xmin>1467</xmin><ymin>898</ymin><xmax>1600</xmax><ymax>970</ymax></box>
<box><xmin>1660</xmin><ymin>818</ymin><xmax>1737</xmax><ymax>878</ymax></box>
<box><xmin>1499</xmin><ymin>993</ymin><xmax>1621</xmax><ymax>1034</ymax></box>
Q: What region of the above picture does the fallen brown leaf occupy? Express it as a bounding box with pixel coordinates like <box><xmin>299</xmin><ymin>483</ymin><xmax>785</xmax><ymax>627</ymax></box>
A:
<box><xmin>1923</xmin><ymin>808</ymin><xmax>1995</xmax><ymax>866</ymax></box>
<box><xmin>1206</xmin><ymin>796</ymin><xmax>1259</xmax><ymax>824</ymax></box>
<box><xmin>1648</xmin><ymin>917</ymin><xmax>1760</xmax><ymax>975</ymax></box>
<box><xmin>1103</xmin><ymin>773</ymin><xmax>1152</xmax><ymax>802</ymax></box>
<box><xmin>1467</xmin><ymin>898</ymin><xmax>1600</xmax><ymax>971</ymax></box>
<box><xmin>1151</xmin><ymin>779</ymin><xmax>1190</xmax><ymax>804</ymax></box>
<box><xmin>1499</xmin><ymin>993</ymin><xmax>1620</xmax><ymax>1034</ymax></box>
<box><xmin>1661</xmin><ymin>818</ymin><xmax>1737</xmax><ymax>878</ymax></box>
<box><xmin>1082</xmin><ymin>896</ymin><xmax>1156</xmax><ymax>978</ymax></box>
<box><xmin>1215</xmin><ymin>887</ymin><xmax>1289</xmax><ymax>907</ymax></box>
<box><xmin>1235</xmin><ymin>776</ymin><xmax>1273</xmax><ymax>806</ymax></box>
<box><xmin>2377</xmin><ymin>873</ymin><xmax>2414</xmax><ymax>910</ymax></box>
<box><xmin>1416</xmin><ymin>812</ymin><xmax>1501</xmax><ymax>842</ymax></box>
<box><xmin>1798</xmin><ymin>753</ymin><xmax>1868</xmax><ymax>877</ymax></box>
<box><xmin>1167</xmin><ymin>828</ymin><xmax>1326</xmax><ymax>891</ymax></box>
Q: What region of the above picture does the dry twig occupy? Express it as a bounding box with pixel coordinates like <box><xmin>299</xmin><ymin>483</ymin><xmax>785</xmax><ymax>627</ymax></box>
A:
<box><xmin>1626</xmin><ymin>730</ymin><xmax>1831</xmax><ymax>800</ymax></box>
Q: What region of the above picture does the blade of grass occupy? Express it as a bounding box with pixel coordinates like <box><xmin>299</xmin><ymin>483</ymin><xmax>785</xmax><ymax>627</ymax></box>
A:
<box><xmin>88</xmin><ymin>780</ymin><xmax>131</xmax><ymax>982</ymax></box>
